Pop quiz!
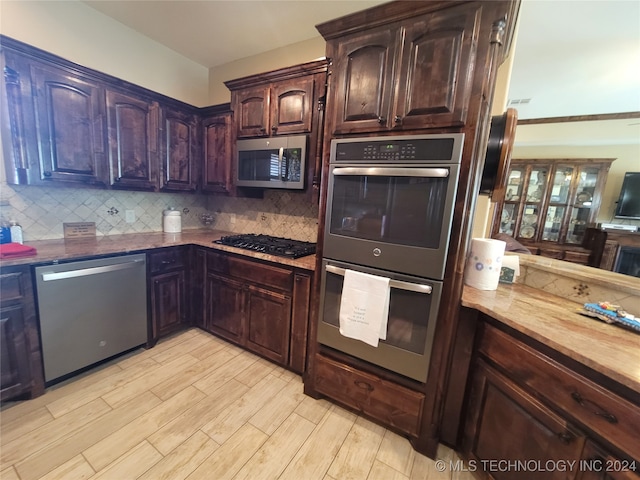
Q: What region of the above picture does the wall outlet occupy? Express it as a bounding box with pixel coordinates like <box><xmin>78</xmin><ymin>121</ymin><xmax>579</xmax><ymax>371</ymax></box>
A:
<box><xmin>229</xmin><ymin>213</ymin><xmax>236</xmax><ymax>225</ymax></box>
<box><xmin>125</xmin><ymin>210</ymin><xmax>136</xmax><ymax>223</ymax></box>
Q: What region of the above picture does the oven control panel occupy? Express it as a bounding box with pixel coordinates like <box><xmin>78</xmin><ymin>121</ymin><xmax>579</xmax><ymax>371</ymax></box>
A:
<box><xmin>331</xmin><ymin>133</ymin><xmax>464</xmax><ymax>163</ymax></box>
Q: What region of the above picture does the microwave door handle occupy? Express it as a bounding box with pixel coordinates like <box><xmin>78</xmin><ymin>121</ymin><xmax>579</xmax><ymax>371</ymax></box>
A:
<box><xmin>279</xmin><ymin>147</ymin><xmax>285</xmax><ymax>181</ymax></box>
<box><xmin>325</xmin><ymin>265</ymin><xmax>432</xmax><ymax>294</ymax></box>
<box><xmin>332</xmin><ymin>167</ymin><xmax>449</xmax><ymax>178</ymax></box>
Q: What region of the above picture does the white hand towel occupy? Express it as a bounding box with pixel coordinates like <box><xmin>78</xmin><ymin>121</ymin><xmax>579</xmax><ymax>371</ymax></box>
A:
<box><xmin>339</xmin><ymin>269</ymin><xmax>390</xmax><ymax>347</ymax></box>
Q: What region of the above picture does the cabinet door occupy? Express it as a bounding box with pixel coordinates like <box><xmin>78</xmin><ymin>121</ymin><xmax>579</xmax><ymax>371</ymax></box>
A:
<box><xmin>245</xmin><ymin>284</ymin><xmax>292</xmax><ymax>365</ymax></box>
<box><xmin>234</xmin><ymin>86</ymin><xmax>270</xmax><ymax>138</ymax></box>
<box><xmin>331</xmin><ymin>27</ymin><xmax>398</xmax><ymax>134</ymax></box>
<box><xmin>160</xmin><ymin>107</ymin><xmax>198</xmax><ymax>191</ymax></box>
<box><xmin>0</xmin><ymin>304</ymin><xmax>31</xmax><ymax>401</ymax></box>
<box><xmin>202</xmin><ymin>112</ymin><xmax>233</xmax><ymax>194</ymax></box>
<box><xmin>498</xmin><ymin>166</ymin><xmax>526</xmax><ymax>237</ymax></box>
<box><xmin>516</xmin><ymin>165</ymin><xmax>550</xmax><ymax>243</ymax></box>
<box><xmin>463</xmin><ymin>360</ymin><xmax>586</xmax><ymax>480</ymax></box>
<box><xmin>565</xmin><ymin>165</ymin><xmax>605</xmax><ymax>245</ymax></box>
<box><xmin>106</xmin><ymin>90</ymin><xmax>158</xmax><ymax>190</ymax></box>
<box><xmin>150</xmin><ymin>271</ymin><xmax>186</xmax><ymax>341</ymax></box>
<box><xmin>394</xmin><ymin>4</ymin><xmax>481</xmax><ymax>130</ymax></box>
<box><xmin>205</xmin><ymin>272</ymin><xmax>244</xmax><ymax>344</ymax></box>
<box><xmin>31</xmin><ymin>64</ymin><xmax>107</xmax><ymax>185</ymax></box>
<box><xmin>271</xmin><ymin>76</ymin><xmax>314</xmax><ymax>135</ymax></box>
<box><xmin>577</xmin><ymin>441</ymin><xmax>639</xmax><ymax>480</ymax></box>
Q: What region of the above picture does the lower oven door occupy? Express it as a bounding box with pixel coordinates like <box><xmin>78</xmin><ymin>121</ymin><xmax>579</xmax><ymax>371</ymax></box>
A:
<box><xmin>317</xmin><ymin>259</ymin><xmax>442</xmax><ymax>383</ymax></box>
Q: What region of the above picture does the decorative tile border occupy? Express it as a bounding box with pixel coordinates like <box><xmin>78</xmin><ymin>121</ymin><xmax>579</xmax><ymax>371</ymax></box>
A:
<box><xmin>514</xmin><ymin>254</ymin><xmax>640</xmax><ymax>315</ymax></box>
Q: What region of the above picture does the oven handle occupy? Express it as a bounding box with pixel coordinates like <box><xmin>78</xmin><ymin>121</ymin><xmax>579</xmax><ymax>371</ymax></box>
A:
<box><xmin>325</xmin><ymin>265</ymin><xmax>432</xmax><ymax>294</ymax></box>
<box><xmin>278</xmin><ymin>147</ymin><xmax>284</xmax><ymax>179</ymax></box>
<box><xmin>332</xmin><ymin>167</ymin><xmax>449</xmax><ymax>178</ymax></box>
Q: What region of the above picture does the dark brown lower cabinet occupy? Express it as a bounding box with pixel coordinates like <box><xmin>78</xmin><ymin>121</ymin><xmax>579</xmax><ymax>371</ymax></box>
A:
<box><xmin>314</xmin><ymin>354</ymin><xmax>425</xmax><ymax>437</ymax></box>
<box><xmin>463</xmin><ymin>359</ymin><xmax>586</xmax><ymax>480</ymax></box>
<box><xmin>0</xmin><ymin>266</ymin><xmax>44</xmax><ymax>401</ymax></box>
<box><xmin>461</xmin><ymin>319</ymin><xmax>639</xmax><ymax>480</ymax></box>
<box><xmin>148</xmin><ymin>247</ymin><xmax>189</xmax><ymax>344</ymax></box>
<box><xmin>201</xmin><ymin>249</ymin><xmax>310</xmax><ymax>373</ymax></box>
<box><xmin>577</xmin><ymin>441</ymin><xmax>639</xmax><ymax>480</ymax></box>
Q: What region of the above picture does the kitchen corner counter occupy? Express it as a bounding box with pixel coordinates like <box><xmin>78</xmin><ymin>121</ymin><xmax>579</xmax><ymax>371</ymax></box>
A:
<box><xmin>462</xmin><ymin>283</ymin><xmax>640</xmax><ymax>394</ymax></box>
<box><xmin>0</xmin><ymin>230</ymin><xmax>317</xmax><ymax>271</ymax></box>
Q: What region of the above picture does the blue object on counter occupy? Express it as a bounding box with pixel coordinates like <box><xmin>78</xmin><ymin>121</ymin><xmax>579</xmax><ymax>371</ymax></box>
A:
<box><xmin>0</xmin><ymin>224</ymin><xmax>11</xmax><ymax>244</ymax></box>
<box><xmin>583</xmin><ymin>303</ymin><xmax>640</xmax><ymax>333</ymax></box>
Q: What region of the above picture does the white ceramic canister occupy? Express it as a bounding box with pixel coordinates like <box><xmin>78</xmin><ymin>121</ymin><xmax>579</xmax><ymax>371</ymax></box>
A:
<box><xmin>163</xmin><ymin>209</ymin><xmax>182</xmax><ymax>233</ymax></box>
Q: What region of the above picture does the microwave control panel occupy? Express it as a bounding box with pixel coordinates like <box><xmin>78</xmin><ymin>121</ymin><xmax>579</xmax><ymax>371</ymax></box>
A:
<box><xmin>331</xmin><ymin>133</ymin><xmax>464</xmax><ymax>164</ymax></box>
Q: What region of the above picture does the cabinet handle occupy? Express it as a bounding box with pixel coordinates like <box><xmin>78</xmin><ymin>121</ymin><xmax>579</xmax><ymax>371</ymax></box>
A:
<box><xmin>354</xmin><ymin>380</ymin><xmax>373</xmax><ymax>392</ymax></box>
<box><xmin>271</xmin><ymin>126</ymin><xmax>277</xmax><ymax>133</ymax></box>
<box><xmin>115</xmin><ymin>177</ymin><xmax>121</xmax><ymax>182</ymax></box>
<box><xmin>377</xmin><ymin>116</ymin><xmax>386</xmax><ymax>124</ymax></box>
<box><xmin>557</xmin><ymin>431</ymin><xmax>574</xmax><ymax>444</ymax></box>
<box><xmin>394</xmin><ymin>115</ymin><xmax>402</xmax><ymax>124</ymax></box>
<box><xmin>571</xmin><ymin>392</ymin><xmax>618</xmax><ymax>424</ymax></box>
<box><xmin>43</xmin><ymin>171</ymin><xmax>52</xmax><ymax>177</ymax></box>
<box><xmin>260</xmin><ymin>127</ymin><xmax>267</xmax><ymax>133</ymax></box>
<box><xmin>161</xmin><ymin>260</ymin><xmax>173</xmax><ymax>265</ymax></box>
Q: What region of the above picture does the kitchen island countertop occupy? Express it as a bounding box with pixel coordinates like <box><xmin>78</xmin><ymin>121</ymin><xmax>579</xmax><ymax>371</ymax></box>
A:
<box><xmin>0</xmin><ymin>229</ymin><xmax>317</xmax><ymax>271</ymax></box>
<box><xmin>462</xmin><ymin>282</ymin><xmax>640</xmax><ymax>394</ymax></box>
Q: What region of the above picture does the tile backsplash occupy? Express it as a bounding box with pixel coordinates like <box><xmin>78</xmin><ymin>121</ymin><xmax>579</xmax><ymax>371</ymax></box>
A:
<box><xmin>0</xmin><ymin>184</ymin><xmax>319</xmax><ymax>243</ymax></box>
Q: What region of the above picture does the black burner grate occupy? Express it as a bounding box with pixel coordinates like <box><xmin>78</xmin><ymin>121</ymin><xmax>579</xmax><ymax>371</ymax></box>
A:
<box><xmin>214</xmin><ymin>234</ymin><xmax>316</xmax><ymax>259</ymax></box>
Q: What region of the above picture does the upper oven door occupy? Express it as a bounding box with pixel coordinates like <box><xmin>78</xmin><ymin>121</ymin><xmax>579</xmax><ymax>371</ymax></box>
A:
<box><xmin>323</xmin><ymin>163</ymin><xmax>459</xmax><ymax>279</ymax></box>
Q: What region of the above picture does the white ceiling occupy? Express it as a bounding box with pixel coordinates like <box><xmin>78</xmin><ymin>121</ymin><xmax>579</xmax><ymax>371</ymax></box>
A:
<box><xmin>82</xmin><ymin>0</ymin><xmax>640</xmax><ymax>122</ymax></box>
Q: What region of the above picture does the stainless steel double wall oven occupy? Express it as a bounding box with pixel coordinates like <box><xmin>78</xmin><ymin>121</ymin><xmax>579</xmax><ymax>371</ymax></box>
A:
<box><xmin>317</xmin><ymin>134</ymin><xmax>464</xmax><ymax>382</ymax></box>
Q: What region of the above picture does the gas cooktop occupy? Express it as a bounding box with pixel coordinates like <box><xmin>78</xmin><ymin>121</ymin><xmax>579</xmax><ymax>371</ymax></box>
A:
<box><xmin>213</xmin><ymin>234</ymin><xmax>316</xmax><ymax>259</ymax></box>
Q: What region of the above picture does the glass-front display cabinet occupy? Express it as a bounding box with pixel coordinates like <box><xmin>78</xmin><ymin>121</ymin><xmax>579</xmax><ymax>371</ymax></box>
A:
<box><xmin>492</xmin><ymin>159</ymin><xmax>613</xmax><ymax>262</ymax></box>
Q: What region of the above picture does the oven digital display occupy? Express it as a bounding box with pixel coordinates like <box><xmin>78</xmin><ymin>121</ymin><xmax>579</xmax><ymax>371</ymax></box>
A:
<box><xmin>380</xmin><ymin>144</ymin><xmax>399</xmax><ymax>152</ymax></box>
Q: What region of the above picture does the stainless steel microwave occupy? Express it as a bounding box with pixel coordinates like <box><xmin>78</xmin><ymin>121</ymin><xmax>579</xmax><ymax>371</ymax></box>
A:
<box><xmin>236</xmin><ymin>135</ymin><xmax>307</xmax><ymax>189</ymax></box>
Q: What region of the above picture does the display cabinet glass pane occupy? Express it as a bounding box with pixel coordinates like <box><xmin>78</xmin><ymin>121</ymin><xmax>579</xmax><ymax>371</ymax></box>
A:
<box><xmin>574</xmin><ymin>167</ymin><xmax>599</xmax><ymax>207</ymax></box>
<box><xmin>505</xmin><ymin>168</ymin><xmax>525</xmax><ymax>202</ymax></box>
<box><xmin>518</xmin><ymin>204</ymin><xmax>540</xmax><ymax>240</ymax></box>
<box><xmin>525</xmin><ymin>167</ymin><xmax>548</xmax><ymax>203</ymax></box>
<box><xmin>567</xmin><ymin>207</ymin><xmax>590</xmax><ymax>244</ymax></box>
<box><xmin>549</xmin><ymin>167</ymin><xmax>573</xmax><ymax>204</ymax></box>
<box><xmin>499</xmin><ymin>204</ymin><xmax>517</xmax><ymax>236</ymax></box>
<box><xmin>542</xmin><ymin>206</ymin><xmax>565</xmax><ymax>242</ymax></box>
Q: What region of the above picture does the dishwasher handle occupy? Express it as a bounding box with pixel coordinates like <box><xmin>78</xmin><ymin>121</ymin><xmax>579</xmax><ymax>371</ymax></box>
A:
<box><xmin>40</xmin><ymin>258</ymin><xmax>145</xmax><ymax>282</ymax></box>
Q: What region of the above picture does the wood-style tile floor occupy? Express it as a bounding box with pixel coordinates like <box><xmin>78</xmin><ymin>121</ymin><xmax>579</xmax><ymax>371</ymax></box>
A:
<box><xmin>0</xmin><ymin>328</ymin><xmax>474</xmax><ymax>480</ymax></box>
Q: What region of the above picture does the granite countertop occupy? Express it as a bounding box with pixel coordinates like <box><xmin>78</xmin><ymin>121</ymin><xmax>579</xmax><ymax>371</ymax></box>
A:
<box><xmin>462</xmin><ymin>282</ymin><xmax>640</xmax><ymax>394</ymax></box>
<box><xmin>0</xmin><ymin>229</ymin><xmax>317</xmax><ymax>271</ymax></box>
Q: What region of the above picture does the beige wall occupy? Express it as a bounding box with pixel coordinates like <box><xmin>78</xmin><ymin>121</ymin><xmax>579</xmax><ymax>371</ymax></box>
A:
<box><xmin>208</xmin><ymin>37</ymin><xmax>326</xmax><ymax>105</ymax></box>
<box><xmin>0</xmin><ymin>0</ymin><xmax>210</xmax><ymax>106</ymax></box>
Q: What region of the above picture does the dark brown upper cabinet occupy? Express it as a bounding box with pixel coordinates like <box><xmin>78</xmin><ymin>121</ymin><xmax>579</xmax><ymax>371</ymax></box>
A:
<box><xmin>225</xmin><ymin>61</ymin><xmax>327</xmax><ymax>139</ymax></box>
<box><xmin>106</xmin><ymin>90</ymin><xmax>159</xmax><ymax>190</ymax></box>
<box><xmin>160</xmin><ymin>106</ymin><xmax>199</xmax><ymax>192</ymax></box>
<box><xmin>201</xmin><ymin>106</ymin><xmax>233</xmax><ymax>195</ymax></box>
<box><xmin>325</xmin><ymin>2</ymin><xmax>481</xmax><ymax>135</ymax></box>
<box><xmin>231</xmin><ymin>77</ymin><xmax>314</xmax><ymax>138</ymax></box>
<box><xmin>30</xmin><ymin>63</ymin><xmax>108</xmax><ymax>185</ymax></box>
<box><xmin>1</xmin><ymin>36</ymin><xmax>204</xmax><ymax>194</ymax></box>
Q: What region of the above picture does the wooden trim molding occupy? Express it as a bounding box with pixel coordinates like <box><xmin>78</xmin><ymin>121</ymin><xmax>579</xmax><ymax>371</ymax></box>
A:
<box><xmin>518</xmin><ymin>111</ymin><xmax>640</xmax><ymax>125</ymax></box>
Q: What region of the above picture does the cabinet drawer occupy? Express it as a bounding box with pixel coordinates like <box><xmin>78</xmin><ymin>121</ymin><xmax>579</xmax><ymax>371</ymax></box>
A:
<box><xmin>0</xmin><ymin>272</ymin><xmax>25</xmax><ymax>304</ymax></box>
<box><xmin>478</xmin><ymin>324</ymin><xmax>640</xmax><ymax>460</ymax></box>
<box><xmin>207</xmin><ymin>251</ymin><xmax>293</xmax><ymax>291</ymax></box>
<box><xmin>149</xmin><ymin>248</ymin><xmax>187</xmax><ymax>274</ymax></box>
<box><xmin>314</xmin><ymin>354</ymin><xmax>424</xmax><ymax>437</ymax></box>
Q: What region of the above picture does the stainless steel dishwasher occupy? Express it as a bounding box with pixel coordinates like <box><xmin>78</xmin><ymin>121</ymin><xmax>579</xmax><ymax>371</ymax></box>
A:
<box><xmin>35</xmin><ymin>253</ymin><xmax>148</xmax><ymax>383</ymax></box>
